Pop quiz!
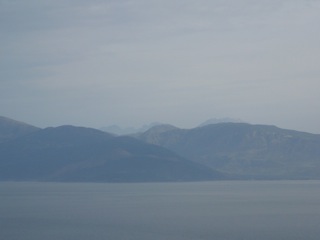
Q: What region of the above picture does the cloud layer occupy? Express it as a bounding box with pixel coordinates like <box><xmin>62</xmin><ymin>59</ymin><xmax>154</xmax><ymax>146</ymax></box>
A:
<box><xmin>1</xmin><ymin>0</ymin><xmax>320</xmax><ymax>132</ymax></box>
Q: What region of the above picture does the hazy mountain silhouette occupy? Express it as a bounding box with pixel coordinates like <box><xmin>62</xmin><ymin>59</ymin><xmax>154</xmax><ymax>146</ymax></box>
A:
<box><xmin>0</xmin><ymin>116</ymin><xmax>40</xmax><ymax>143</ymax></box>
<box><xmin>138</xmin><ymin>123</ymin><xmax>320</xmax><ymax>179</ymax></box>
<box><xmin>2</xmin><ymin>116</ymin><xmax>320</xmax><ymax>181</ymax></box>
<box><xmin>0</xmin><ymin>125</ymin><xmax>223</xmax><ymax>182</ymax></box>
<box><xmin>198</xmin><ymin>118</ymin><xmax>244</xmax><ymax>127</ymax></box>
<box><xmin>100</xmin><ymin>122</ymin><xmax>163</xmax><ymax>135</ymax></box>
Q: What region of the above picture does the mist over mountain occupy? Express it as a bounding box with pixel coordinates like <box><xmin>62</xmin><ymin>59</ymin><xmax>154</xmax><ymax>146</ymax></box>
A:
<box><xmin>0</xmin><ymin>124</ymin><xmax>222</xmax><ymax>182</ymax></box>
<box><xmin>100</xmin><ymin>118</ymin><xmax>243</xmax><ymax>135</ymax></box>
<box><xmin>2</xmin><ymin>115</ymin><xmax>320</xmax><ymax>181</ymax></box>
<box><xmin>198</xmin><ymin>118</ymin><xmax>244</xmax><ymax>127</ymax></box>
<box><xmin>0</xmin><ymin>116</ymin><xmax>40</xmax><ymax>143</ymax></box>
<box><xmin>100</xmin><ymin>122</ymin><xmax>163</xmax><ymax>136</ymax></box>
<box><xmin>138</xmin><ymin>123</ymin><xmax>320</xmax><ymax>179</ymax></box>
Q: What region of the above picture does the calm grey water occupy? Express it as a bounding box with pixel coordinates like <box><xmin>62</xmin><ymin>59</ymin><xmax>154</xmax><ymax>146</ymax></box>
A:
<box><xmin>1</xmin><ymin>181</ymin><xmax>320</xmax><ymax>240</ymax></box>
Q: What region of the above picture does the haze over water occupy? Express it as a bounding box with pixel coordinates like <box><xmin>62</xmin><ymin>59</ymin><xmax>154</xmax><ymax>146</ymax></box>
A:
<box><xmin>1</xmin><ymin>180</ymin><xmax>320</xmax><ymax>240</ymax></box>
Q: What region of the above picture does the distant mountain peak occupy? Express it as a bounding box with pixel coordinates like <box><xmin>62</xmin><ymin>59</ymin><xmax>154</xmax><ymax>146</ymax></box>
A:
<box><xmin>198</xmin><ymin>118</ymin><xmax>244</xmax><ymax>127</ymax></box>
<box><xmin>0</xmin><ymin>116</ymin><xmax>37</xmax><ymax>127</ymax></box>
<box><xmin>137</xmin><ymin>122</ymin><xmax>320</xmax><ymax>180</ymax></box>
<box><xmin>144</xmin><ymin>124</ymin><xmax>178</xmax><ymax>134</ymax></box>
<box><xmin>100</xmin><ymin>122</ymin><xmax>164</xmax><ymax>135</ymax></box>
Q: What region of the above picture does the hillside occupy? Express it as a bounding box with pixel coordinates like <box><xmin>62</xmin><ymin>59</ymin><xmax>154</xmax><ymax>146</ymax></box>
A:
<box><xmin>0</xmin><ymin>116</ymin><xmax>40</xmax><ymax>143</ymax></box>
<box><xmin>138</xmin><ymin>123</ymin><xmax>320</xmax><ymax>179</ymax></box>
<box><xmin>0</xmin><ymin>125</ymin><xmax>222</xmax><ymax>182</ymax></box>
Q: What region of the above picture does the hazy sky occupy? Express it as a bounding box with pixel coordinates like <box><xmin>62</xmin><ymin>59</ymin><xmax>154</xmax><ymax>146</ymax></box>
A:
<box><xmin>1</xmin><ymin>0</ymin><xmax>320</xmax><ymax>133</ymax></box>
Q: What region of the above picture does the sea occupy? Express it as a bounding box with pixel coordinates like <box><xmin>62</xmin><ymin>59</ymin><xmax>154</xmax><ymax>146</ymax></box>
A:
<box><xmin>1</xmin><ymin>180</ymin><xmax>320</xmax><ymax>240</ymax></box>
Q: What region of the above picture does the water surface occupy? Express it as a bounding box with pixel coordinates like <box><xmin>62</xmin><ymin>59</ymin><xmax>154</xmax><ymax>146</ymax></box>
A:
<box><xmin>1</xmin><ymin>181</ymin><xmax>320</xmax><ymax>240</ymax></box>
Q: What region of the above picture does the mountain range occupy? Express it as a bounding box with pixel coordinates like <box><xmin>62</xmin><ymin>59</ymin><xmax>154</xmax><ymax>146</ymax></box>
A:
<box><xmin>99</xmin><ymin>118</ymin><xmax>243</xmax><ymax>136</ymax></box>
<box><xmin>0</xmin><ymin>117</ymin><xmax>221</xmax><ymax>182</ymax></box>
<box><xmin>137</xmin><ymin>123</ymin><xmax>320</xmax><ymax>179</ymax></box>
<box><xmin>1</xmin><ymin>116</ymin><xmax>320</xmax><ymax>182</ymax></box>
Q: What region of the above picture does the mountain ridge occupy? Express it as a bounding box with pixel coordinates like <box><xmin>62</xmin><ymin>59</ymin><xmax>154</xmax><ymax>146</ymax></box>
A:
<box><xmin>137</xmin><ymin>122</ymin><xmax>320</xmax><ymax>179</ymax></box>
<box><xmin>0</xmin><ymin>116</ymin><xmax>40</xmax><ymax>143</ymax></box>
<box><xmin>2</xmin><ymin>116</ymin><xmax>320</xmax><ymax>181</ymax></box>
<box><xmin>0</xmin><ymin>124</ymin><xmax>223</xmax><ymax>182</ymax></box>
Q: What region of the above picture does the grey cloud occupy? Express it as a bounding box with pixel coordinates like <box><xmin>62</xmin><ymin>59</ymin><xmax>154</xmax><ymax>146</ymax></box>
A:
<box><xmin>1</xmin><ymin>0</ymin><xmax>320</xmax><ymax>132</ymax></box>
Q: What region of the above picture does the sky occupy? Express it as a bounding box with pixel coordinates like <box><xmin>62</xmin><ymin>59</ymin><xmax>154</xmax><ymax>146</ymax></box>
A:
<box><xmin>1</xmin><ymin>0</ymin><xmax>320</xmax><ymax>133</ymax></box>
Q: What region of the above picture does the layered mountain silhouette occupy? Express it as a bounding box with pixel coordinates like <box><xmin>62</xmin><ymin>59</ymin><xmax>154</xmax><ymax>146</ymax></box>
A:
<box><xmin>0</xmin><ymin>117</ymin><xmax>221</xmax><ymax>182</ymax></box>
<box><xmin>100</xmin><ymin>122</ymin><xmax>163</xmax><ymax>135</ymax></box>
<box><xmin>137</xmin><ymin>123</ymin><xmax>320</xmax><ymax>179</ymax></box>
<box><xmin>1</xmin><ymin>116</ymin><xmax>320</xmax><ymax>181</ymax></box>
<box><xmin>198</xmin><ymin>118</ymin><xmax>244</xmax><ymax>127</ymax></box>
